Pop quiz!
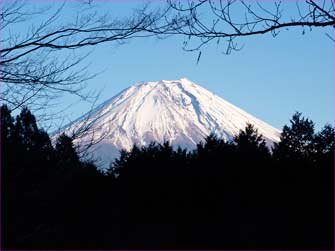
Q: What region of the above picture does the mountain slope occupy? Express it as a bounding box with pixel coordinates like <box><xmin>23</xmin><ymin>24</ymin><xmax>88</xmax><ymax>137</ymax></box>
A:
<box><xmin>56</xmin><ymin>78</ymin><xmax>281</xmax><ymax>169</ymax></box>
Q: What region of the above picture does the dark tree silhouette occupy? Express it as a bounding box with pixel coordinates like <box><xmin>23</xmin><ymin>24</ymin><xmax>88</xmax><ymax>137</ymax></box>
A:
<box><xmin>0</xmin><ymin>105</ymin><xmax>14</xmax><ymax>143</ymax></box>
<box><xmin>234</xmin><ymin>123</ymin><xmax>270</xmax><ymax>159</ymax></box>
<box><xmin>0</xmin><ymin>105</ymin><xmax>15</xmax><ymax>167</ymax></box>
<box><xmin>313</xmin><ymin>124</ymin><xmax>334</xmax><ymax>157</ymax></box>
<box><xmin>273</xmin><ymin>112</ymin><xmax>315</xmax><ymax>161</ymax></box>
<box><xmin>55</xmin><ymin>133</ymin><xmax>80</xmax><ymax>167</ymax></box>
<box><xmin>2</xmin><ymin>106</ymin><xmax>333</xmax><ymax>250</ymax></box>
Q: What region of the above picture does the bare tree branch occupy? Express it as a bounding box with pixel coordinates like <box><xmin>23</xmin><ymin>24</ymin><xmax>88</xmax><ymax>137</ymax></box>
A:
<box><xmin>162</xmin><ymin>0</ymin><xmax>334</xmax><ymax>54</ymax></box>
<box><xmin>0</xmin><ymin>1</ymin><xmax>185</xmax><ymax>113</ymax></box>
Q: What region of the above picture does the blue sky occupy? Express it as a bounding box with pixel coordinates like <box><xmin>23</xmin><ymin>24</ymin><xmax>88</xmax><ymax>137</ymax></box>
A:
<box><xmin>10</xmin><ymin>1</ymin><xmax>335</xmax><ymax>131</ymax></box>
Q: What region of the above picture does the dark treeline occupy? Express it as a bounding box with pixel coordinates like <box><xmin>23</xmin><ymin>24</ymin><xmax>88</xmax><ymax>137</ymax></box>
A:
<box><xmin>1</xmin><ymin>105</ymin><xmax>334</xmax><ymax>250</ymax></box>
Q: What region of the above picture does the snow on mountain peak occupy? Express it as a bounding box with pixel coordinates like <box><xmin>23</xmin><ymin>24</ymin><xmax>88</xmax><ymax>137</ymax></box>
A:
<box><xmin>56</xmin><ymin>78</ymin><xmax>281</xmax><ymax>169</ymax></box>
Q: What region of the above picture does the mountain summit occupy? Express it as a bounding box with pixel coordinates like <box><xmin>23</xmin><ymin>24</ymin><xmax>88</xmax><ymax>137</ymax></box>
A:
<box><xmin>57</xmin><ymin>78</ymin><xmax>280</xmax><ymax>169</ymax></box>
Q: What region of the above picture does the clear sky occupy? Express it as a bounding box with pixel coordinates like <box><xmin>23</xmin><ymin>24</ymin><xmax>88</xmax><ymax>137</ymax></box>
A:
<box><xmin>10</xmin><ymin>1</ymin><xmax>335</xmax><ymax>132</ymax></box>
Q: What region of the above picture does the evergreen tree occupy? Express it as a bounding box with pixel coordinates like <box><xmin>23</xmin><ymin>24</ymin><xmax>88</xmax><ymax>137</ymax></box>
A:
<box><xmin>313</xmin><ymin>124</ymin><xmax>334</xmax><ymax>158</ymax></box>
<box><xmin>109</xmin><ymin>149</ymin><xmax>130</xmax><ymax>176</ymax></box>
<box><xmin>1</xmin><ymin>105</ymin><xmax>14</xmax><ymax>144</ymax></box>
<box><xmin>36</xmin><ymin>130</ymin><xmax>54</xmax><ymax>160</ymax></box>
<box><xmin>14</xmin><ymin>107</ymin><xmax>40</xmax><ymax>151</ymax></box>
<box><xmin>196</xmin><ymin>134</ymin><xmax>225</xmax><ymax>156</ymax></box>
<box><xmin>158</xmin><ymin>141</ymin><xmax>174</xmax><ymax>159</ymax></box>
<box><xmin>55</xmin><ymin>133</ymin><xmax>80</xmax><ymax>167</ymax></box>
<box><xmin>1</xmin><ymin>105</ymin><xmax>14</xmax><ymax>166</ymax></box>
<box><xmin>273</xmin><ymin>112</ymin><xmax>315</xmax><ymax>161</ymax></box>
<box><xmin>234</xmin><ymin>123</ymin><xmax>270</xmax><ymax>159</ymax></box>
<box><xmin>195</xmin><ymin>133</ymin><xmax>233</xmax><ymax>160</ymax></box>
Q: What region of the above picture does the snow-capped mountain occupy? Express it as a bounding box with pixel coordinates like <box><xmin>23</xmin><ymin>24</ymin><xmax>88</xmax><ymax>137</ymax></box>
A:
<box><xmin>56</xmin><ymin>78</ymin><xmax>281</xmax><ymax>169</ymax></box>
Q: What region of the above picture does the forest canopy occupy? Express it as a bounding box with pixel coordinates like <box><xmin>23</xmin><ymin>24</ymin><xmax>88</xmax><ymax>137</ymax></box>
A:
<box><xmin>1</xmin><ymin>105</ymin><xmax>334</xmax><ymax>249</ymax></box>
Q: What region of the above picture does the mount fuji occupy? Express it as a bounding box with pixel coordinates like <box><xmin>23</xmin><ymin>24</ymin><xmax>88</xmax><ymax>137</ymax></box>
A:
<box><xmin>56</xmin><ymin>78</ymin><xmax>281</xmax><ymax>169</ymax></box>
